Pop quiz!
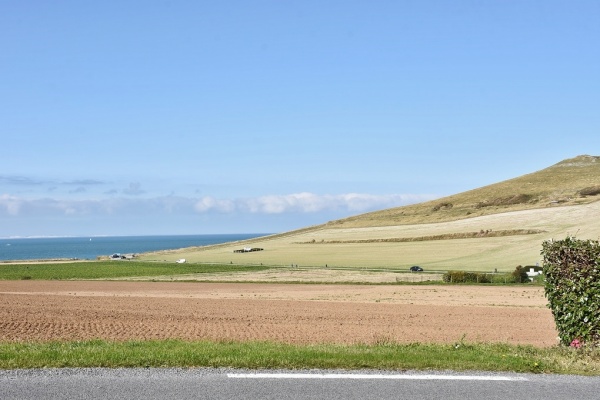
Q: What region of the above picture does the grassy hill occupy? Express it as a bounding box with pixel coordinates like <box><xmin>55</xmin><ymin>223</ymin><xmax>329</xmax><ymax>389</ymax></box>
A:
<box><xmin>140</xmin><ymin>155</ymin><xmax>600</xmax><ymax>272</ymax></box>
<box><xmin>325</xmin><ymin>154</ymin><xmax>600</xmax><ymax>228</ymax></box>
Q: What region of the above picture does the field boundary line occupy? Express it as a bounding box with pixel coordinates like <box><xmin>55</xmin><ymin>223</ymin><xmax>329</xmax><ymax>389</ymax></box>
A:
<box><xmin>227</xmin><ymin>373</ymin><xmax>528</xmax><ymax>381</ymax></box>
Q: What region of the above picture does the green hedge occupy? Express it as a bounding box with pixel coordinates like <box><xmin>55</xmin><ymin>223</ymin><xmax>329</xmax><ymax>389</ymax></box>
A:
<box><xmin>442</xmin><ymin>267</ymin><xmax>530</xmax><ymax>284</ymax></box>
<box><xmin>541</xmin><ymin>237</ymin><xmax>600</xmax><ymax>348</ymax></box>
<box><xmin>443</xmin><ymin>271</ymin><xmax>493</xmax><ymax>283</ymax></box>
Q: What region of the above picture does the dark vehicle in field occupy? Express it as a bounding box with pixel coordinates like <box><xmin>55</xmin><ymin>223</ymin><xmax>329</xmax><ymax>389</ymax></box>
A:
<box><xmin>410</xmin><ymin>266</ymin><xmax>423</xmax><ymax>272</ymax></box>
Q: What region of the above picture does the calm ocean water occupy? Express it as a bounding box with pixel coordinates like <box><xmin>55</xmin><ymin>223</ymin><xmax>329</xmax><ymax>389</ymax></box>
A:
<box><xmin>0</xmin><ymin>234</ymin><xmax>268</xmax><ymax>261</ymax></box>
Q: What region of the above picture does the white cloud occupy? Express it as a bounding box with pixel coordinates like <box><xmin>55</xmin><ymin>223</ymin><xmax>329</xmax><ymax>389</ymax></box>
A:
<box><xmin>0</xmin><ymin>192</ymin><xmax>437</xmax><ymax>218</ymax></box>
<box><xmin>194</xmin><ymin>196</ymin><xmax>235</xmax><ymax>213</ymax></box>
<box><xmin>243</xmin><ymin>193</ymin><xmax>324</xmax><ymax>213</ymax></box>
<box><xmin>199</xmin><ymin>192</ymin><xmax>436</xmax><ymax>214</ymax></box>
<box><xmin>337</xmin><ymin>193</ymin><xmax>430</xmax><ymax>212</ymax></box>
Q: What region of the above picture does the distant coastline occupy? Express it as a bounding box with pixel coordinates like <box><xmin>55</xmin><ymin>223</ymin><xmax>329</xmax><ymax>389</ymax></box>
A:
<box><xmin>0</xmin><ymin>234</ymin><xmax>269</xmax><ymax>261</ymax></box>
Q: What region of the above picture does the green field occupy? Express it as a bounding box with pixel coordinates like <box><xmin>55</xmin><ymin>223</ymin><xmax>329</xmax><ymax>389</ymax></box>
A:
<box><xmin>1</xmin><ymin>261</ymin><xmax>535</xmax><ymax>284</ymax></box>
<box><xmin>0</xmin><ymin>261</ymin><xmax>271</xmax><ymax>280</ymax></box>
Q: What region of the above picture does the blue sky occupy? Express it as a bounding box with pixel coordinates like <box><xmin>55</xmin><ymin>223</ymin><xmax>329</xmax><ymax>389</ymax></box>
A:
<box><xmin>1</xmin><ymin>1</ymin><xmax>599</xmax><ymax>237</ymax></box>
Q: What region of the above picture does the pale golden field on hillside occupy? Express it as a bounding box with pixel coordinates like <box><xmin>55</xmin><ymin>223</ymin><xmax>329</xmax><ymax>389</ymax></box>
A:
<box><xmin>140</xmin><ymin>200</ymin><xmax>600</xmax><ymax>272</ymax></box>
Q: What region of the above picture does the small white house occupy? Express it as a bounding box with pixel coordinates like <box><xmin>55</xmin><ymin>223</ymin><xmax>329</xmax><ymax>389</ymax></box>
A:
<box><xmin>526</xmin><ymin>267</ymin><xmax>543</xmax><ymax>281</ymax></box>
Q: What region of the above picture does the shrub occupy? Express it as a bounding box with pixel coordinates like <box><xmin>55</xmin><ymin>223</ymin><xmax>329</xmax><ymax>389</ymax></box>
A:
<box><xmin>531</xmin><ymin>274</ymin><xmax>545</xmax><ymax>285</ymax></box>
<box><xmin>432</xmin><ymin>202</ymin><xmax>453</xmax><ymax>212</ymax></box>
<box><xmin>490</xmin><ymin>273</ymin><xmax>517</xmax><ymax>284</ymax></box>
<box><xmin>579</xmin><ymin>186</ymin><xmax>600</xmax><ymax>196</ymax></box>
<box><xmin>475</xmin><ymin>194</ymin><xmax>534</xmax><ymax>209</ymax></box>
<box><xmin>443</xmin><ymin>267</ymin><xmax>532</xmax><ymax>284</ymax></box>
<box><xmin>541</xmin><ymin>237</ymin><xmax>600</xmax><ymax>347</ymax></box>
<box><xmin>512</xmin><ymin>265</ymin><xmax>530</xmax><ymax>283</ymax></box>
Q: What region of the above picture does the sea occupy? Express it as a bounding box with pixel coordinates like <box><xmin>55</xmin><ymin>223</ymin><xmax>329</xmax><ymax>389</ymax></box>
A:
<box><xmin>0</xmin><ymin>234</ymin><xmax>269</xmax><ymax>261</ymax></box>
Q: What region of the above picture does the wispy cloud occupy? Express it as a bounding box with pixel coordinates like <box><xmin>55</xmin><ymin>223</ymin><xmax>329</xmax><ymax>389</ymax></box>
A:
<box><xmin>64</xmin><ymin>179</ymin><xmax>104</xmax><ymax>185</ymax></box>
<box><xmin>123</xmin><ymin>182</ymin><xmax>145</xmax><ymax>196</ymax></box>
<box><xmin>0</xmin><ymin>175</ymin><xmax>45</xmax><ymax>185</ymax></box>
<box><xmin>0</xmin><ymin>175</ymin><xmax>106</xmax><ymax>187</ymax></box>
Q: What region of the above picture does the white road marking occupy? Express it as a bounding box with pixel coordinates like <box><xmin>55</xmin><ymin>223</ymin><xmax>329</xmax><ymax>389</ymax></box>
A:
<box><xmin>228</xmin><ymin>373</ymin><xmax>527</xmax><ymax>381</ymax></box>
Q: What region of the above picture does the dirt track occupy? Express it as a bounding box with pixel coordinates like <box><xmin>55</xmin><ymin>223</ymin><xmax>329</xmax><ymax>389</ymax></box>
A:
<box><xmin>0</xmin><ymin>281</ymin><xmax>558</xmax><ymax>346</ymax></box>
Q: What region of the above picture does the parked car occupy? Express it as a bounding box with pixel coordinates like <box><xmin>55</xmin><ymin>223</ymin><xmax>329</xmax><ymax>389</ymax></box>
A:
<box><xmin>410</xmin><ymin>266</ymin><xmax>423</xmax><ymax>272</ymax></box>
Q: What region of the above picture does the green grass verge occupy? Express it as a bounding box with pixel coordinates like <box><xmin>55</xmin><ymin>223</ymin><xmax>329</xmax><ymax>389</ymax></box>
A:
<box><xmin>0</xmin><ymin>261</ymin><xmax>272</xmax><ymax>280</ymax></box>
<box><xmin>1</xmin><ymin>340</ymin><xmax>599</xmax><ymax>375</ymax></box>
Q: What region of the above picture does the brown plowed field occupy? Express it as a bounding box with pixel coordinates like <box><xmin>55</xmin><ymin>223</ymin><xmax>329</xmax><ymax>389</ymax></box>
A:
<box><xmin>0</xmin><ymin>281</ymin><xmax>558</xmax><ymax>346</ymax></box>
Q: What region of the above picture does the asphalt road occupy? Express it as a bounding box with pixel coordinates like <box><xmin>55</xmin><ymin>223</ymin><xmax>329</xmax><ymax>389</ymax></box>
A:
<box><xmin>2</xmin><ymin>368</ymin><xmax>599</xmax><ymax>400</ymax></box>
